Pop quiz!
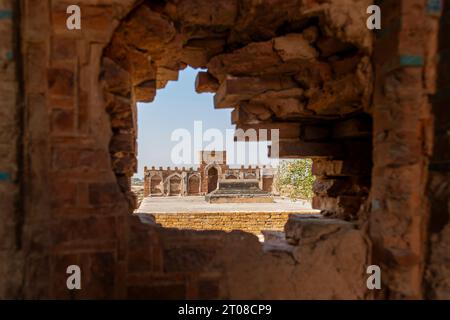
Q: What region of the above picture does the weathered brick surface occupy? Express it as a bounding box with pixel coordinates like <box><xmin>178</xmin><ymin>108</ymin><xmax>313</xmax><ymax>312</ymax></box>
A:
<box><xmin>0</xmin><ymin>0</ymin><xmax>22</xmax><ymax>299</ymax></box>
<box><xmin>152</xmin><ymin>212</ymin><xmax>291</xmax><ymax>235</ymax></box>
<box><xmin>425</xmin><ymin>0</ymin><xmax>450</xmax><ymax>300</ymax></box>
<box><xmin>0</xmin><ymin>0</ymin><xmax>448</xmax><ymax>300</ymax></box>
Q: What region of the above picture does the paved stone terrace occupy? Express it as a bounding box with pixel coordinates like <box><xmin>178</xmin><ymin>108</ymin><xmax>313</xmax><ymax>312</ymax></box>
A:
<box><xmin>136</xmin><ymin>196</ymin><xmax>316</xmax><ymax>214</ymax></box>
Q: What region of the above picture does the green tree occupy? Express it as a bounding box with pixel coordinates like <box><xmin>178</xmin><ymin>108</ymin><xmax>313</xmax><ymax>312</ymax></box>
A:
<box><xmin>276</xmin><ymin>159</ymin><xmax>315</xmax><ymax>200</ymax></box>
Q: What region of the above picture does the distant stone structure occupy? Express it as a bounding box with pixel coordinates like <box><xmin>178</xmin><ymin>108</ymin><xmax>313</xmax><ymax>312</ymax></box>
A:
<box><xmin>205</xmin><ymin>179</ymin><xmax>274</xmax><ymax>203</ymax></box>
<box><xmin>143</xmin><ymin>151</ymin><xmax>276</xmax><ymax>197</ymax></box>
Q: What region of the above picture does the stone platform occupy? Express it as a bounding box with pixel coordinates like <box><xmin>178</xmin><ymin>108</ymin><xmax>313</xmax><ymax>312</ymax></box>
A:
<box><xmin>205</xmin><ymin>179</ymin><xmax>274</xmax><ymax>203</ymax></box>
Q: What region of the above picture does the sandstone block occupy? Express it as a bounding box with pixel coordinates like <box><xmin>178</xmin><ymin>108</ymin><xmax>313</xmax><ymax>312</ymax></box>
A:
<box><xmin>128</xmin><ymin>51</ymin><xmax>156</xmax><ymax>86</ymax></box>
<box><xmin>306</xmin><ymin>74</ymin><xmax>364</xmax><ymax>115</ymax></box>
<box><xmin>250</xmin><ymin>88</ymin><xmax>308</xmax><ymax>119</ymax></box>
<box><xmin>134</xmin><ymin>80</ymin><xmax>156</xmax><ymax>103</ymax></box>
<box><xmin>195</xmin><ymin>72</ymin><xmax>219</xmax><ymax>93</ymax></box>
<box><xmin>175</xmin><ymin>0</ymin><xmax>238</xmax><ymax>27</ymax></box>
<box><xmin>120</xmin><ymin>5</ymin><xmax>175</xmax><ymax>54</ymax></box>
<box><xmin>239</xmin><ymin>102</ymin><xmax>274</xmax><ymax>122</ymax></box>
<box><xmin>313</xmin><ymin>178</ymin><xmax>354</xmax><ymax>197</ymax></box>
<box><xmin>214</xmin><ymin>76</ymin><xmax>297</xmax><ymax>109</ymax></box>
<box><xmin>48</xmin><ymin>68</ymin><xmax>75</xmax><ymax>97</ymax></box>
<box><xmin>312</xmin><ymin>195</ymin><xmax>364</xmax><ymax>219</ymax></box>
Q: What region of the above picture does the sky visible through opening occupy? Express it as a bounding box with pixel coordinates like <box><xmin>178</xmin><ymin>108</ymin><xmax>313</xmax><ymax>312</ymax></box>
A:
<box><xmin>134</xmin><ymin>67</ymin><xmax>277</xmax><ymax>179</ymax></box>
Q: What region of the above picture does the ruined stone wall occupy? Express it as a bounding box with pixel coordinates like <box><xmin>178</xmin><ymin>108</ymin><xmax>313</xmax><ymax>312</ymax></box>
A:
<box><xmin>152</xmin><ymin>211</ymin><xmax>292</xmax><ymax>235</ymax></box>
<box><xmin>425</xmin><ymin>0</ymin><xmax>450</xmax><ymax>300</ymax></box>
<box><xmin>10</xmin><ymin>0</ymin><xmax>376</xmax><ymax>299</ymax></box>
<box><xmin>16</xmin><ymin>0</ymin><xmax>137</xmax><ymax>299</ymax></box>
<box><xmin>144</xmin><ymin>166</ymin><xmax>197</xmax><ymax>197</ymax></box>
<box><xmin>0</xmin><ymin>0</ymin><xmax>23</xmax><ymax>298</ymax></box>
<box><xmin>143</xmin><ymin>164</ymin><xmax>274</xmax><ymax>197</ymax></box>
<box><xmin>1</xmin><ymin>0</ymin><xmax>447</xmax><ymax>300</ymax></box>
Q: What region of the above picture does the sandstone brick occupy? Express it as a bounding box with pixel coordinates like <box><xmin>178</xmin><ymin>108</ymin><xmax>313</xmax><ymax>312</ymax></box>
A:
<box><xmin>313</xmin><ymin>178</ymin><xmax>354</xmax><ymax>197</ymax></box>
<box><xmin>284</xmin><ymin>214</ymin><xmax>354</xmax><ymax>245</ymax></box>
<box><xmin>332</xmin><ymin>117</ymin><xmax>371</xmax><ymax>139</ymax></box>
<box><xmin>235</xmin><ymin>123</ymin><xmax>300</xmax><ymax>141</ymax></box>
<box><xmin>207</xmin><ymin>40</ymin><xmax>280</xmax><ymax>81</ymax></box>
<box><xmin>251</xmin><ymin>88</ymin><xmax>308</xmax><ymax>119</ymax></box>
<box><xmin>312</xmin><ymin>196</ymin><xmax>364</xmax><ymax>219</ymax></box>
<box><xmin>306</xmin><ymin>74</ymin><xmax>365</xmax><ymax>115</ymax></box>
<box><xmin>195</xmin><ymin>72</ymin><xmax>219</xmax><ymax>93</ymax></box>
<box><xmin>101</xmin><ymin>57</ymin><xmax>131</xmax><ymax>97</ymax></box>
<box><xmin>133</xmin><ymin>80</ymin><xmax>156</xmax><ymax>103</ymax></box>
<box><xmin>316</xmin><ymin>37</ymin><xmax>354</xmax><ymax>58</ymax></box>
<box><xmin>302</xmin><ymin>125</ymin><xmax>330</xmax><ymax>141</ymax></box>
<box><xmin>294</xmin><ymin>61</ymin><xmax>332</xmax><ymax>89</ymax></box>
<box><xmin>51</xmin><ymin>251</ymin><xmax>116</xmax><ymax>299</ymax></box>
<box><xmin>128</xmin><ymin>51</ymin><xmax>156</xmax><ymax>86</ymax></box>
<box><xmin>175</xmin><ymin>0</ymin><xmax>238</xmax><ymax>27</ymax></box>
<box><xmin>24</xmin><ymin>0</ymin><xmax>50</xmax><ymax>40</ymax></box>
<box><xmin>127</xmin><ymin>282</ymin><xmax>186</xmax><ymax>300</ymax></box>
<box><xmin>50</xmin><ymin>178</ymin><xmax>77</xmax><ymax>208</ymax></box>
<box><xmin>198</xmin><ymin>279</ymin><xmax>220</xmax><ymax>299</ymax></box>
<box><xmin>26</xmin><ymin>44</ymin><xmax>47</xmax><ymax>93</ymax></box>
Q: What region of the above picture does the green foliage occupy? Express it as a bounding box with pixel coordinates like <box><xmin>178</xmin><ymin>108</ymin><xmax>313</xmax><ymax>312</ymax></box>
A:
<box><xmin>276</xmin><ymin>159</ymin><xmax>315</xmax><ymax>200</ymax></box>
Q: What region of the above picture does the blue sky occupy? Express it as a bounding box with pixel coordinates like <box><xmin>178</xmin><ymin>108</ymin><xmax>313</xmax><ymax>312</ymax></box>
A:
<box><xmin>134</xmin><ymin>67</ymin><xmax>276</xmax><ymax>178</ymax></box>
